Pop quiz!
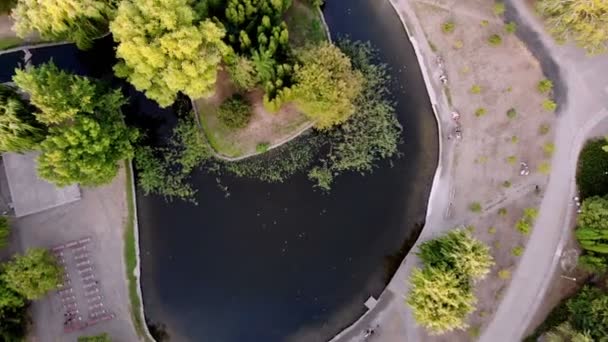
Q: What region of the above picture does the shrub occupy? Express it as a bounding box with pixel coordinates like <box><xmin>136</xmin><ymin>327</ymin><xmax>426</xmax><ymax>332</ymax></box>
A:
<box><xmin>506</xmin><ymin>108</ymin><xmax>517</xmax><ymax>119</ymax></box>
<box><xmin>505</xmin><ymin>22</ymin><xmax>517</xmax><ymax>33</ymax></box>
<box><xmin>511</xmin><ymin>136</ymin><xmax>518</xmax><ymax>144</ymax></box>
<box><xmin>502</xmin><ymin>180</ymin><xmax>511</xmax><ymax>188</ymax></box>
<box><xmin>577</xmin><ymin>139</ymin><xmax>608</xmax><ymax>198</ymax></box>
<box><xmin>308</xmin><ymin>165</ymin><xmax>333</xmax><ymax>191</ymax></box>
<box><xmin>498</xmin><ymin>207</ymin><xmax>507</xmax><ymax>216</ymax></box>
<box><xmin>470</xmin><ymin>84</ymin><xmax>482</xmax><ymax>94</ymax></box>
<box><xmin>469</xmin><ymin>202</ymin><xmax>482</xmax><ymax>213</ymax></box>
<box><xmin>566</xmin><ymin>286</ymin><xmax>608</xmax><ymax>340</ymax></box>
<box><xmin>516</xmin><ymin>208</ymin><xmax>538</xmax><ymax>234</ymax></box>
<box><xmin>494</xmin><ymin>2</ymin><xmax>506</xmax><ymax>15</ymax></box>
<box><xmin>453</xmin><ymin>40</ymin><xmax>464</xmax><ymax>49</ymax></box>
<box><xmin>480</xmin><ymin>20</ymin><xmax>489</xmax><ymax>27</ymax></box>
<box><xmin>442</xmin><ymin>21</ymin><xmax>456</xmax><ymax>34</ymax></box>
<box><xmin>539</xmin><ymin>123</ymin><xmax>550</xmax><ymax>135</ymax></box>
<box><xmin>538</xmin><ymin>161</ymin><xmax>551</xmax><ymax>175</ymax></box>
<box><xmin>512</xmin><ymin>246</ymin><xmax>524</xmax><ymax>256</ymax></box>
<box><xmin>543</xmin><ymin>142</ymin><xmax>555</xmax><ymax>157</ymax></box>
<box><xmin>498</xmin><ymin>269</ymin><xmax>511</xmax><ymax>279</ymax></box>
<box><xmin>488</xmin><ymin>34</ymin><xmax>502</xmax><ymax>46</ymax></box>
<box><xmin>475</xmin><ymin>107</ymin><xmax>487</xmax><ymax>117</ymax></box>
<box><xmin>488</xmin><ymin>226</ymin><xmax>497</xmax><ymax>234</ymax></box>
<box><xmin>506</xmin><ymin>155</ymin><xmax>517</xmax><ymax>164</ymax></box>
<box><xmin>542</xmin><ymin>99</ymin><xmax>557</xmax><ymax>112</ymax></box>
<box><xmin>537</xmin><ymin>79</ymin><xmax>554</xmax><ymax>93</ymax></box>
<box><xmin>577</xmin><ymin>196</ymin><xmax>608</xmax><ymax>230</ymax></box>
<box><xmin>256</xmin><ymin>142</ymin><xmax>270</xmax><ymax>153</ymax></box>
<box><xmin>217</xmin><ymin>94</ymin><xmax>252</xmax><ymax>129</ymax></box>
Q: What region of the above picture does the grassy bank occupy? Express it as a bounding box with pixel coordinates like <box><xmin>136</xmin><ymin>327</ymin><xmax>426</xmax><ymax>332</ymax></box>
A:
<box><xmin>123</xmin><ymin>160</ymin><xmax>149</xmax><ymax>340</ymax></box>
<box><xmin>0</xmin><ymin>37</ymin><xmax>23</xmax><ymax>50</ymax></box>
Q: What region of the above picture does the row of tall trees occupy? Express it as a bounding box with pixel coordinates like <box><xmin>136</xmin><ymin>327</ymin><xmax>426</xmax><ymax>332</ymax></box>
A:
<box><xmin>0</xmin><ymin>63</ymin><xmax>137</xmax><ymax>187</ymax></box>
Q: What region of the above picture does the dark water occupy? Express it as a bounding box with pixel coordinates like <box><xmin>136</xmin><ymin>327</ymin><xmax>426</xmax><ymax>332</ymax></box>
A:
<box><xmin>0</xmin><ymin>0</ymin><xmax>438</xmax><ymax>340</ymax></box>
<box><xmin>138</xmin><ymin>1</ymin><xmax>437</xmax><ymax>341</ymax></box>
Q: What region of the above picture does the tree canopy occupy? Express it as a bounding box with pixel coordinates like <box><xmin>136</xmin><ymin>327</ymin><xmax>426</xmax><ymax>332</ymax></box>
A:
<box><xmin>536</xmin><ymin>0</ymin><xmax>608</xmax><ymax>55</ymax></box>
<box><xmin>407</xmin><ymin>229</ymin><xmax>493</xmax><ymax>334</ymax></box>
<box><xmin>292</xmin><ymin>42</ymin><xmax>363</xmax><ymax>129</ymax></box>
<box><xmin>13</xmin><ymin>62</ymin><xmax>137</xmax><ymax>187</ymax></box>
<box><xmin>1</xmin><ymin>248</ymin><xmax>62</xmax><ymax>300</ymax></box>
<box><xmin>0</xmin><ymin>216</ymin><xmax>10</xmax><ymax>249</ymax></box>
<box><xmin>111</xmin><ymin>0</ymin><xmax>229</xmax><ymax>107</ymax></box>
<box><xmin>0</xmin><ymin>84</ymin><xmax>45</xmax><ymax>153</ymax></box>
<box><xmin>578</xmin><ymin>196</ymin><xmax>608</xmax><ymax>231</ymax></box>
<box><xmin>11</xmin><ymin>0</ymin><xmax>113</xmax><ymax>49</ymax></box>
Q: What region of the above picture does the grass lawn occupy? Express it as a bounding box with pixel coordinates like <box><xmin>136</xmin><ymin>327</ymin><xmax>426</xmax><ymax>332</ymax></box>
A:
<box><xmin>0</xmin><ymin>37</ymin><xmax>22</xmax><ymax>50</ymax></box>
<box><xmin>123</xmin><ymin>160</ymin><xmax>151</xmax><ymax>341</ymax></box>
<box><xmin>198</xmin><ymin>99</ymin><xmax>244</xmax><ymax>158</ymax></box>
<box><xmin>284</xmin><ymin>0</ymin><xmax>328</xmax><ymax>48</ymax></box>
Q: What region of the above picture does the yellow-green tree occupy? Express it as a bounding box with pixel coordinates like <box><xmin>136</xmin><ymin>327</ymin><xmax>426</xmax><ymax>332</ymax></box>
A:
<box><xmin>11</xmin><ymin>0</ymin><xmax>113</xmax><ymax>49</ymax></box>
<box><xmin>292</xmin><ymin>42</ymin><xmax>363</xmax><ymax>129</ymax></box>
<box><xmin>1</xmin><ymin>248</ymin><xmax>62</xmax><ymax>300</ymax></box>
<box><xmin>536</xmin><ymin>0</ymin><xmax>608</xmax><ymax>55</ymax></box>
<box><xmin>111</xmin><ymin>0</ymin><xmax>229</xmax><ymax>107</ymax></box>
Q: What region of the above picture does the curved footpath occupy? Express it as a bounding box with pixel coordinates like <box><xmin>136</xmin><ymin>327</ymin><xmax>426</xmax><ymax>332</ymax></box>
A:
<box><xmin>331</xmin><ymin>0</ymin><xmax>608</xmax><ymax>341</ymax></box>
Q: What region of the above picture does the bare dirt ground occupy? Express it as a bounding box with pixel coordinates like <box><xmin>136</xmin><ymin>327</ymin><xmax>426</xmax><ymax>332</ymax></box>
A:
<box><xmin>195</xmin><ymin>70</ymin><xmax>311</xmax><ymax>158</ymax></box>
<box><xmin>409</xmin><ymin>0</ymin><xmax>558</xmax><ymax>340</ymax></box>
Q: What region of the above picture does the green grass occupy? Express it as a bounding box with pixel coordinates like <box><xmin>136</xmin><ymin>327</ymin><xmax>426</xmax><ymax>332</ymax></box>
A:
<box><xmin>123</xmin><ymin>161</ymin><xmax>150</xmax><ymax>340</ymax></box>
<box><xmin>0</xmin><ymin>37</ymin><xmax>23</xmax><ymax>50</ymax></box>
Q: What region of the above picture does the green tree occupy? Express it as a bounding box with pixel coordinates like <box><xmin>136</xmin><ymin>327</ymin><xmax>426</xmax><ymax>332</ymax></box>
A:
<box><xmin>14</xmin><ymin>62</ymin><xmax>137</xmax><ymax>187</ymax></box>
<box><xmin>225</xmin><ymin>55</ymin><xmax>257</xmax><ymax>90</ymax></box>
<box><xmin>0</xmin><ymin>278</ymin><xmax>27</xmax><ymax>342</ymax></box>
<box><xmin>292</xmin><ymin>42</ymin><xmax>363</xmax><ymax>129</ymax></box>
<box><xmin>578</xmin><ymin>196</ymin><xmax>608</xmax><ymax>230</ymax></box>
<box><xmin>0</xmin><ymin>216</ymin><xmax>10</xmax><ymax>249</ymax></box>
<box><xmin>11</xmin><ymin>0</ymin><xmax>113</xmax><ymax>49</ymax></box>
<box><xmin>1</xmin><ymin>248</ymin><xmax>62</xmax><ymax>300</ymax></box>
<box><xmin>546</xmin><ymin>322</ymin><xmax>593</xmax><ymax>342</ymax></box>
<box><xmin>536</xmin><ymin>0</ymin><xmax>608</xmax><ymax>55</ymax></box>
<box><xmin>566</xmin><ymin>286</ymin><xmax>608</xmax><ymax>340</ymax></box>
<box><xmin>12</xmin><ymin>62</ymin><xmax>98</xmax><ymax>125</ymax></box>
<box><xmin>78</xmin><ymin>333</ymin><xmax>111</xmax><ymax>342</ymax></box>
<box><xmin>417</xmin><ymin>229</ymin><xmax>494</xmax><ymax>280</ymax></box>
<box><xmin>407</xmin><ymin>266</ymin><xmax>476</xmax><ymax>334</ymax></box>
<box><xmin>0</xmin><ymin>84</ymin><xmax>45</xmax><ymax>152</ymax></box>
<box><xmin>111</xmin><ymin>0</ymin><xmax>229</xmax><ymax>107</ymax></box>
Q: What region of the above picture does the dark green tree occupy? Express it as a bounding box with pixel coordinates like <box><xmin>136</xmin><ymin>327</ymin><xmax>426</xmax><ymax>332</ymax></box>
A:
<box><xmin>0</xmin><ymin>216</ymin><xmax>10</xmax><ymax>249</ymax></box>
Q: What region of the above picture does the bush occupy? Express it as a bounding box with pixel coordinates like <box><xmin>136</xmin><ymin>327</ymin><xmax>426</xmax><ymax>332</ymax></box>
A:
<box><xmin>578</xmin><ymin>254</ymin><xmax>608</xmax><ymax>273</ymax></box>
<box><xmin>308</xmin><ymin>165</ymin><xmax>333</xmax><ymax>191</ymax></box>
<box><xmin>511</xmin><ymin>136</ymin><xmax>518</xmax><ymax>144</ymax></box>
<box><xmin>498</xmin><ymin>207</ymin><xmax>508</xmax><ymax>216</ymax></box>
<box><xmin>475</xmin><ymin>107</ymin><xmax>487</xmax><ymax>117</ymax></box>
<box><xmin>453</xmin><ymin>40</ymin><xmax>464</xmax><ymax>49</ymax></box>
<box><xmin>566</xmin><ymin>286</ymin><xmax>608</xmax><ymax>340</ymax></box>
<box><xmin>442</xmin><ymin>21</ymin><xmax>455</xmax><ymax>34</ymax></box>
<box><xmin>488</xmin><ymin>226</ymin><xmax>497</xmax><ymax>234</ymax></box>
<box><xmin>512</xmin><ymin>246</ymin><xmax>524</xmax><ymax>256</ymax></box>
<box><xmin>506</xmin><ymin>155</ymin><xmax>517</xmax><ymax>164</ymax></box>
<box><xmin>505</xmin><ymin>22</ymin><xmax>517</xmax><ymax>33</ymax></box>
<box><xmin>256</xmin><ymin>142</ymin><xmax>270</xmax><ymax>153</ymax></box>
<box><xmin>480</xmin><ymin>20</ymin><xmax>489</xmax><ymax>27</ymax></box>
<box><xmin>488</xmin><ymin>34</ymin><xmax>502</xmax><ymax>46</ymax></box>
<box><xmin>506</xmin><ymin>108</ymin><xmax>517</xmax><ymax>119</ymax></box>
<box><xmin>502</xmin><ymin>180</ymin><xmax>511</xmax><ymax>188</ymax></box>
<box><xmin>543</xmin><ymin>142</ymin><xmax>555</xmax><ymax>157</ymax></box>
<box><xmin>537</xmin><ymin>79</ymin><xmax>554</xmax><ymax>93</ymax></box>
<box><xmin>498</xmin><ymin>269</ymin><xmax>511</xmax><ymax>279</ymax></box>
<box><xmin>470</xmin><ymin>84</ymin><xmax>482</xmax><ymax>94</ymax></box>
<box><xmin>543</xmin><ymin>99</ymin><xmax>557</xmax><ymax>112</ymax></box>
<box><xmin>469</xmin><ymin>202</ymin><xmax>482</xmax><ymax>213</ymax></box>
<box><xmin>217</xmin><ymin>94</ymin><xmax>252</xmax><ymax>129</ymax></box>
<box><xmin>494</xmin><ymin>2</ymin><xmax>506</xmax><ymax>15</ymax></box>
<box><xmin>577</xmin><ymin>139</ymin><xmax>608</xmax><ymax>198</ymax></box>
<box><xmin>516</xmin><ymin>208</ymin><xmax>538</xmax><ymax>235</ymax></box>
<box><xmin>538</xmin><ymin>161</ymin><xmax>551</xmax><ymax>175</ymax></box>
